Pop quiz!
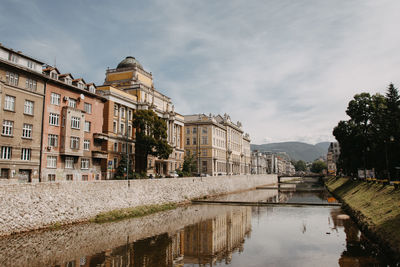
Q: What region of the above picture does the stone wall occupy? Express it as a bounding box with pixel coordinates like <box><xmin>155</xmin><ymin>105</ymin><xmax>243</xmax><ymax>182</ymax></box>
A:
<box><xmin>0</xmin><ymin>174</ymin><xmax>276</xmax><ymax>236</ymax></box>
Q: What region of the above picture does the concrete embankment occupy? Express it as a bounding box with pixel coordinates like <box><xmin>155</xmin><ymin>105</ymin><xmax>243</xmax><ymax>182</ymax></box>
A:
<box><xmin>0</xmin><ymin>174</ymin><xmax>276</xmax><ymax>236</ymax></box>
<box><xmin>325</xmin><ymin>177</ymin><xmax>400</xmax><ymax>258</ymax></box>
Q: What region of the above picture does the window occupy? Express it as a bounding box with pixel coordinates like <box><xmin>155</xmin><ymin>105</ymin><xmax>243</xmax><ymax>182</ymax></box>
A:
<box><xmin>82</xmin><ymin>175</ymin><xmax>88</xmax><ymax>181</ymax></box>
<box><xmin>77</xmin><ymin>83</ymin><xmax>84</xmax><ymax>89</ymax></box>
<box><xmin>24</xmin><ymin>100</ymin><xmax>34</xmax><ymax>115</ymax></box>
<box><xmin>49</xmin><ymin>113</ymin><xmax>60</xmax><ymax>126</ymax></box>
<box><xmin>2</xmin><ymin>120</ymin><xmax>13</xmax><ymax>136</ymax></box>
<box><xmin>193</xmin><ymin>127</ymin><xmax>197</xmax><ymax>134</ymax></box>
<box><xmin>186</xmin><ymin>128</ymin><xmax>190</xmax><ymax>134</ymax></box>
<box><xmin>113</xmin><ymin>157</ymin><xmax>118</xmax><ymax>168</ymax></box>
<box><xmin>70</xmin><ymin>137</ymin><xmax>80</xmax><ymax>149</ymax></box>
<box><xmin>65</xmin><ymin>78</ymin><xmax>72</xmax><ymax>85</ymax></box>
<box><xmin>202</xmin><ymin>127</ymin><xmax>208</xmax><ymax>134</ymax></box>
<box><xmin>22</xmin><ymin>124</ymin><xmax>32</xmax><ymax>138</ymax></box>
<box><xmin>113</xmin><ymin>121</ymin><xmax>117</xmax><ymax>133</ymax></box>
<box><xmin>128</xmin><ymin>124</ymin><xmax>132</xmax><ymax>137</ymax></box>
<box><xmin>48</xmin><ymin>174</ymin><xmax>55</xmax><ymax>181</ymax></box>
<box><xmin>186</xmin><ymin>138</ymin><xmax>190</xmax><ymax>145</ymax></box>
<box><xmin>122</xmin><ymin>143</ymin><xmax>126</xmax><ymax>153</ymax></box>
<box><xmin>81</xmin><ymin>158</ymin><xmax>89</xmax><ymax>169</ymax></box>
<box><xmin>71</xmin><ymin>116</ymin><xmax>80</xmax><ymax>129</ymax></box>
<box><xmin>68</xmin><ymin>98</ymin><xmax>77</xmax><ymax>108</ymax></box>
<box><xmin>4</xmin><ymin>95</ymin><xmax>15</xmax><ymax>111</ymax></box>
<box><xmin>50</xmin><ymin>93</ymin><xmax>60</xmax><ymax>105</ymax></box>
<box><xmin>202</xmin><ymin>136</ymin><xmax>208</xmax><ymax>145</ymax></box>
<box><xmin>21</xmin><ymin>148</ymin><xmax>31</xmax><ymax>161</ymax></box>
<box><xmin>120</xmin><ymin>107</ymin><xmax>125</xmax><ymax>118</ymax></box>
<box><xmin>5</xmin><ymin>72</ymin><xmax>19</xmax><ymax>86</ymax></box>
<box><xmin>193</xmin><ymin>137</ymin><xmax>197</xmax><ymax>145</ymax></box>
<box><xmin>84</xmin><ymin>121</ymin><xmax>91</xmax><ymax>132</ymax></box>
<box><xmin>1</xmin><ymin>146</ymin><xmax>12</xmax><ymax>160</ymax></box>
<box><xmin>66</xmin><ymin>174</ymin><xmax>73</xmax><ymax>181</ymax></box>
<box><xmin>65</xmin><ymin>157</ymin><xmax>74</xmax><ymax>169</ymax></box>
<box><xmin>113</xmin><ymin>142</ymin><xmax>118</xmax><ymax>152</ymax></box>
<box><xmin>202</xmin><ymin>149</ymin><xmax>207</xmax><ymax>156</ymax></box>
<box><xmin>1</xmin><ymin>168</ymin><xmax>10</xmax><ymax>179</ymax></box>
<box><xmin>84</xmin><ymin>140</ymin><xmax>90</xmax><ymax>150</ymax></box>
<box><xmin>114</xmin><ymin>105</ymin><xmax>118</xmax><ymax>116</ymax></box>
<box><xmin>84</xmin><ymin>103</ymin><xmax>92</xmax><ymax>114</ymax></box>
<box><xmin>48</xmin><ymin>134</ymin><xmax>58</xmax><ymax>147</ymax></box>
<box><xmin>120</xmin><ymin>123</ymin><xmax>124</xmax><ymax>134</ymax></box>
<box><xmin>128</xmin><ymin>109</ymin><xmax>132</xmax><ymax>120</ymax></box>
<box><xmin>25</xmin><ymin>79</ymin><xmax>37</xmax><ymax>90</ymax></box>
<box><xmin>51</xmin><ymin>72</ymin><xmax>58</xmax><ymax>80</ymax></box>
<box><xmin>27</xmin><ymin>60</ymin><xmax>34</xmax><ymax>69</ymax></box>
<box><xmin>8</xmin><ymin>53</ymin><xmax>18</xmax><ymax>63</ymax></box>
<box><xmin>47</xmin><ymin>156</ymin><xmax>57</xmax><ymax>168</ymax></box>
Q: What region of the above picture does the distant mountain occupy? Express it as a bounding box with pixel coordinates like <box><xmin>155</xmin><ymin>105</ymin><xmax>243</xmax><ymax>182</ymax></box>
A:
<box><xmin>315</xmin><ymin>142</ymin><xmax>331</xmax><ymax>151</ymax></box>
<box><xmin>251</xmin><ymin>141</ymin><xmax>330</xmax><ymax>162</ymax></box>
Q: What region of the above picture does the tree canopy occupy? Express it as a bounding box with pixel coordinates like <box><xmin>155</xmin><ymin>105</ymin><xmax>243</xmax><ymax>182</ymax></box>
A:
<box><xmin>333</xmin><ymin>83</ymin><xmax>400</xmax><ymax>179</ymax></box>
<box><xmin>310</xmin><ymin>160</ymin><xmax>327</xmax><ymax>174</ymax></box>
<box><xmin>133</xmin><ymin>109</ymin><xmax>172</xmax><ymax>173</ymax></box>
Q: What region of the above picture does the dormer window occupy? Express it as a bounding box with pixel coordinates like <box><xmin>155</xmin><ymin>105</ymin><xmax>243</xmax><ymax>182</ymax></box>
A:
<box><xmin>8</xmin><ymin>53</ymin><xmax>18</xmax><ymax>63</ymax></box>
<box><xmin>88</xmin><ymin>86</ymin><xmax>96</xmax><ymax>93</ymax></box>
<box><xmin>51</xmin><ymin>72</ymin><xmax>58</xmax><ymax>80</ymax></box>
<box><xmin>65</xmin><ymin>78</ymin><xmax>72</xmax><ymax>85</ymax></box>
<box><xmin>27</xmin><ymin>61</ymin><xmax>35</xmax><ymax>69</ymax></box>
<box><xmin>78</xmin><ymin>83</ymin><xmax>84</xmax><ymax>89</ymax></box>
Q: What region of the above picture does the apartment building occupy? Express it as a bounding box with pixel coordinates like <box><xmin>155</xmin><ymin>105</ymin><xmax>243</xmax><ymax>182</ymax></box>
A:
<box><xmin>102</xmin><ymin>56</ymin><xmax>184</xmax><ymax>176</ymax></box>
<box><xmin>0</xmin><ymin>44</ymin><xmax>46</xmax><ymax>182</ymax></box>
<box><xmin>40</xmin><ymin>67</ymin><xmax>106</xmax><ymax>182</ymax></box>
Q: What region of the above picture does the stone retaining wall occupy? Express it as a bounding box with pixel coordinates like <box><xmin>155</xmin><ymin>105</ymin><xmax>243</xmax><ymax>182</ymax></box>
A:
<box><xmin>0</xmin><ymin>174</ymin><xmax>276</xmax><ymax>236</ymax></box>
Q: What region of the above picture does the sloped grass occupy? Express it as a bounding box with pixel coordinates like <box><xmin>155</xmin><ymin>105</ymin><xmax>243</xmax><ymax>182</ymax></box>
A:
<box><xmin>326</xmin><ymin>178</ymin><xmax>400</xmax><ymax>253</ymax></box>
<box><xmin>92</xmin><ymin>203</ymin><xmax>177</xmax><ymax>223</ymax></box>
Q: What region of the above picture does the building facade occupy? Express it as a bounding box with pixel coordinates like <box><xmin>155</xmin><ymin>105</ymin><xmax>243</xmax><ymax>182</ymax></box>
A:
<box><xmin>40</xmin><ymin>67</ymin><xmax>106</xmax><ymax>182</ymax></box>
<box><xmin>102</xmin><ymin>56</ymin><xmax>184</xmax><ymax>177</ymax></box>
<box><xmin>184</xmin><ymin>113</ymin><xmax>251</xmax><ymax>176</ymax></box>
<box><xmin>327</xmin><ymin>142</ymin><xmax>340</xmax><ymax>176</ymax></box>
<box><xmin>0</xmin><ymin>44</ymin><xmax>46</xmax><ymax>182</ymax></box>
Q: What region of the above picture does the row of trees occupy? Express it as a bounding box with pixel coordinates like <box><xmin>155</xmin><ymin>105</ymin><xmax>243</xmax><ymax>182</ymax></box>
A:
<box><xmin>333</xmin><ymin>84</ymin><xmax>400</xmax><ymax>180</ymax></box>
<box><xmin>292</xmin><ymin>159</ymin><xmax>327</xmax><ymax>174</ymax></box>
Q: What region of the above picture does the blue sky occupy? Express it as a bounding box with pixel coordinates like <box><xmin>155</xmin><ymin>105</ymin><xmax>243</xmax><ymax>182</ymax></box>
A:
<box><xmin>2</xmin><ymin>0</ymin><xmax>400</xmax><ymax>144</ymax></box>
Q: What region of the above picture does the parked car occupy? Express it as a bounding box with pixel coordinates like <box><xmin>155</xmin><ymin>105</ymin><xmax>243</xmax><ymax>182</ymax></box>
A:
<box><xmin>168</xmin><ymin>171</ymin><xmax>179</xmax><ymax>178</ymax></box>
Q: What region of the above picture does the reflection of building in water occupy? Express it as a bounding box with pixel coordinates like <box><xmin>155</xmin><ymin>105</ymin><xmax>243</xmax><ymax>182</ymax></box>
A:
<box><xmin>184</xmin><ymin>207</ymin><xmax>252</xmax><ymax>265</ymax></box>
<box><xmin>54</xmin><ymin>230</ymin><xmax>185</xmax><ymax>267</ymax></box>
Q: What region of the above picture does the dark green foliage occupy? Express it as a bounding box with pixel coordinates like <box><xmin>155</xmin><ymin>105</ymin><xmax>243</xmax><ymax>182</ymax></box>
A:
<box><xmin>293</xmin><ymin>160</ymin><xmax>307</xmax><ymax>172</ymax></box>
<box><xmin>181</xmin><ymin>154</ymin><xmax>197</xmax><ymax>176</ymax></box>
<box><xmin>333</xmin><ymin>84</ymin><xmax>400</xmax><ymax>179</ymax></box>
<box><xmin>133</xmin><ymin>109</ymin><xmax>173</xmax><ymax>173</ymax></box>
<box><xmin>310</xmin><ymin>160</ymin><xmax>327</xmax><ymax>173</ymax></box>
<box><xmin>114</xmin><ymin>155</ymin><xmax>133</xmax><ymax>179</ymax></box>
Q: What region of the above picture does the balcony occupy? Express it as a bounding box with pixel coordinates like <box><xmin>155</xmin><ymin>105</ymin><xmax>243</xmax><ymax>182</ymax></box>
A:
<box><xmin>93</xmin><ymin>133</ymin><xmax>109</xmax><ymax>141</ymax></box>
<box><xmin>92</xmin><ymin>151</ymin><xmax>108</xmax><ymax>159</ymax></box>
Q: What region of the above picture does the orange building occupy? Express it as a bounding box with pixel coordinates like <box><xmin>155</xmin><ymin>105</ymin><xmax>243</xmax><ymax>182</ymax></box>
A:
<box><xmin>40</xmin><ymin>67</ymin><xmax>106</xmax><ymax>181</ymax></box>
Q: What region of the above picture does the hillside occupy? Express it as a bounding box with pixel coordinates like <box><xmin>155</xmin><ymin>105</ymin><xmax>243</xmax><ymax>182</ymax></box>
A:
<box><xmin>251</xmin><ymin>141</ymin><xmax>329</xmax><ymax>162</ymax></box>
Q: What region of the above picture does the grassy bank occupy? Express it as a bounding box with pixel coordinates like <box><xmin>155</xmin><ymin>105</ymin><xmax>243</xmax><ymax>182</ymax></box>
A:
<box><xmin>325</xmin><ymin>177</ymin><xmax>400</xmax><ymax>256</ymax></box>
<box><xmin>91</xmin><ymin>203</ymin><xmax>177</xmax><ymax>223</ymax></box>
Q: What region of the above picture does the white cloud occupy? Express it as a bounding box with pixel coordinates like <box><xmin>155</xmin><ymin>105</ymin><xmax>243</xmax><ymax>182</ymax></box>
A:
<box><xmin>2</xmin><ymin>0</ymin><xmax>400</xmax><ymax>145</ymax></box>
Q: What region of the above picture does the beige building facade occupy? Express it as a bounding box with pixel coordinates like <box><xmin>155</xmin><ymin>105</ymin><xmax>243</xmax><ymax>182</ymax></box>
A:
<box><xmin>102</xmin><ymin>56</ymin><xmax>184</xmax><ymax>176</ymax></box>
<box><xmin>184</xmin><ymin>113</ymin><xmax>251</xmax><ymax>176</ymax></box>
<box><xmin>0</xmin><ymin>44</ymin><xmax>46</xmax><ymax>182</ymax></box>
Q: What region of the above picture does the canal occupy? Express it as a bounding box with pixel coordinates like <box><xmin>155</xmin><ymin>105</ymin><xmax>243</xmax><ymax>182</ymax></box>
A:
<box><xmin>0</xmin><ymin>178</ymin><xmax>395</xmax><ymax>266</ymax></box>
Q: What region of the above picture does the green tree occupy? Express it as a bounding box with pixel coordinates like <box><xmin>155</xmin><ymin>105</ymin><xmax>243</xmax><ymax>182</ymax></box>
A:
<box><xmin>294</xmin><ymin>160</ymin><xmax>307</xmax><ymax>172</ymax></box>
<box><xmin>310</xmin><ymin>160</ymin><xmax>327</xmax><ymax>174</ymax></box>
<box><xmin>133</xmin><ymin>109</ymin><xmax>172</xmax><ymax>173</ymax></box>
<box><xmin>182</xmin><ymin>154</ymin><xmax>197</xmax><ymax>176</ymax></box>
<box><xmin>114</xmin><ymin>155</ymin><xmax>133</xmax><ymax>179</ymax></box>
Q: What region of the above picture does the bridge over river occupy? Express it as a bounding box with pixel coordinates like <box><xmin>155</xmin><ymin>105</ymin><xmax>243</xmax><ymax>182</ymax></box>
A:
<box><xmin>0</xmin><ymin>176</ymin><xmax>396</xmax><ymax>266</ymax></box>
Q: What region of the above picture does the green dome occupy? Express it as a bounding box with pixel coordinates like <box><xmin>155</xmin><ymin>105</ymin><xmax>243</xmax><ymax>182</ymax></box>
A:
<box><xmin>116</xmin><ymin>56</ymin><xmax>143</xmax><ymax>69</ymax></box>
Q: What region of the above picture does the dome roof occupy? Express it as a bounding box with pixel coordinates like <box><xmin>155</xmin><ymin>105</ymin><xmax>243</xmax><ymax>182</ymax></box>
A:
<box><xmin>116</xmin><ymin>56</ymin><xmax>143</xmax><ymax>69</ymax></box>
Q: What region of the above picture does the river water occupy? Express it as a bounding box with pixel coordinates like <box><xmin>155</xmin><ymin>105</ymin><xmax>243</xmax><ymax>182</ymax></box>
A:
<box><xmin>0</xmin><ymin>178</ymin><xmax>395</xmax><ymax>266</ymax></box>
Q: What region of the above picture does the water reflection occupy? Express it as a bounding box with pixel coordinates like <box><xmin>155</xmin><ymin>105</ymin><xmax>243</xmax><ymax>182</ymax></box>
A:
<box><xmin>0</xmin><ymin>189</ymin><xmax>395</xmax><ymax>266</ymax></box>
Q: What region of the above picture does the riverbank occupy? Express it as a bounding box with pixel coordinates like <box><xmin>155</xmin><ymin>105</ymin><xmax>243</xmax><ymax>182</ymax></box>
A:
<box><xmin>0</xmin><ymin>174</ymin><xmax>277</xmax><ymax>236</ymax></box>
<box><xmin>325</xmin><ymin>177</ymin><xmax>400</xmax><ymax>258</ymax></box>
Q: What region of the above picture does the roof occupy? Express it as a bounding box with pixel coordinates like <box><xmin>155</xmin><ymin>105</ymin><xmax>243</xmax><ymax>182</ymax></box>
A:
<box><xmin>116</xmin><ymin>56</ymin><xmax>143</xmax><ymax>70</ymax></box>
<box><xmin>0</xmin><ymin>43</ymin><xmax>45</xmax><ymax>64</ymax></box>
